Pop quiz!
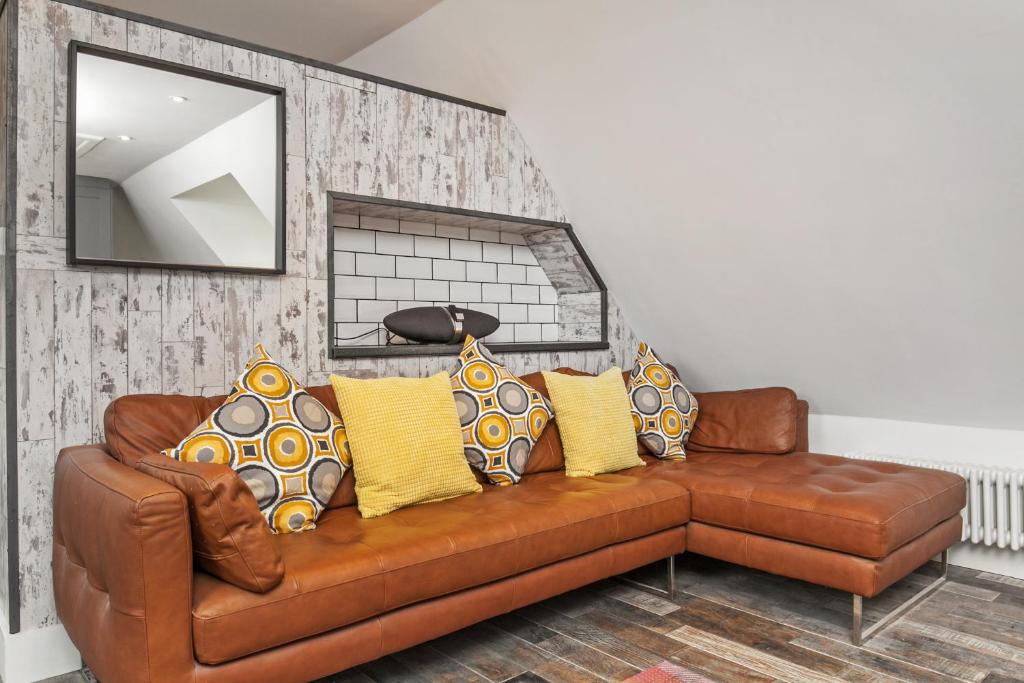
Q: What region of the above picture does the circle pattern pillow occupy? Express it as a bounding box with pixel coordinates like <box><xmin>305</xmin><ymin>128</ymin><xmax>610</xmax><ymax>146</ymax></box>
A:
<box><xmin>162</xmin><ymin>344</ymin><xmax>351</xmax><ymax>533</ymax></box>
<box><xmin>628</xmin><ymin>341</ymin><xmax>698</xmax><ymax>460</ymax></box>
<box><xmin>450</xmin><ymin>336</ymin><xmax>553</xmax><ymax>485</ymax></box>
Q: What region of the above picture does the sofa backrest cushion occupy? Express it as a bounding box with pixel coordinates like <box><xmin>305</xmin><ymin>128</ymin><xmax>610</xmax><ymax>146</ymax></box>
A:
<box><xmin>136</xmin><ymin>455</ymin><xmax>285</xmax><ymax>592</ymax></box>
<box><xmin>687</xmin><ymin>387</ymin><xmax>799</xmax><ymax>455</ymax></box>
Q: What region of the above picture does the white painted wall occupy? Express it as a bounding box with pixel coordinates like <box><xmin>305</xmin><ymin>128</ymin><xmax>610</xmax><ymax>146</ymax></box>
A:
<box><xmin>121</xmin><ymin>96</ymin><xmax>277</xmax><ymax>268</ymax></box>
<box><xmin>347</xmin><ymin>0</ymin><xmax>1024</xmax><ymax>575</ymax></box>
<box><xmin>346</xmin><ymin>0</ymin><xmax>1024</xmax><ymax>431</ymax></box>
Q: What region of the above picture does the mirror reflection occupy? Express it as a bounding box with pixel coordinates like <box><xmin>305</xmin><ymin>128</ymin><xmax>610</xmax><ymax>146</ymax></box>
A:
<box><xmin>72</xmin><ymin>47</ymin><xmax>282</xmax><ymax>270</ymax></box>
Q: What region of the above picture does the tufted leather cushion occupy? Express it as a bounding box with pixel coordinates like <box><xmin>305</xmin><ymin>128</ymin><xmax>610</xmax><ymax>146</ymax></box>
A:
<box><xmin>190</xmin><ymin>459</ymin><xmax>690</xmax><ymax>664</ymax></box>
<box><xmin>687</xmin><ymin>387</ymin><xmax>799</xmax><ymax>454</ymax></box>
<box><xmin>682</xmin><ymin>451</ymin><xmax>966</xmax><ymax>559</ymax></box>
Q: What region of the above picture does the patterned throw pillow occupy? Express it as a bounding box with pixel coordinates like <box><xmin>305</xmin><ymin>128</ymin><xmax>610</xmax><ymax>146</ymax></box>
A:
<box><xmin>628</xmin><ymin>342</ymin><xmax>698</xmax><ymax>460</ymax></box>
<box><xmin>450</xmin><ymin>336</ymin><xmax>553</xmax><ymax>485</ymax></box>
<box><xmin>162</xmin><ymin>344</ymin><xmax>350</xmax><ymax>534</ymax></box>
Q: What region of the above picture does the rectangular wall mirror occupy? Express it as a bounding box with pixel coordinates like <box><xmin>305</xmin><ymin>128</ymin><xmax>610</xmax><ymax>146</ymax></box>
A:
<box><xmin>67</xmin><ymin>42</ymin><xmax>285</xmax><ymax>272</ymax></box>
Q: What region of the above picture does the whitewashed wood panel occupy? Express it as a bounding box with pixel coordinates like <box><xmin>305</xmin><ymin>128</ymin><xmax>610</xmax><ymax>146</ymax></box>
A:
<box><xmin>18</xmin><ymin>438</ymin><xmax>57</xmax><ymax>628</ymax></box>
<box><xmin>286</xmin><ymin>154</ymin><xmax>306</xmax><ymax>257</ymax></box>
<box><xmin>254</xmin><ymin>52</ymin><xmax>280</xmax><ymax>85</ymax></box>
<box><xmin>417</xmin><ymin>96</ymin><xmax>440</xmax><ymax>205</ymax></box>
<box><xmin>397</xmin><ymin>89</ymin><xmax>419</xmax><ymax>202</ymax></box>
<box><xmin>489</xmin><ymin>113</ymin><xmax>507</xmax><ymax>178</ymax></box>
<box><xmin>456</xmin><ymin>107</ymin><xmax>475</xmax><ymax>210</ymax></box>
<box><xmin>471</xmin><ymin>109</ymin><xmax>490</xmax><ymax>213</ymax></box>
<box><xmin>374</xmin><ymin>86</ymin><xmax>399</xmax><ymax>199</ymax></box>
<box><xmin>306</xmin><ymin>279</ymin><xmax>329</xmax><ymax>374</ymax></box>
<box><xmin>192</xmin><ymin>37</ymin><xmax>222</xmax><ymax>71</ymax></box>
<box><xmin>223</xmin><ymin>45</ymin><xmax>252</xmax><ymax>78</ymax></box>
<box><xmin>91</xmin><ymin>13</ymin><xmax>126</xmax><ymax>49</ymax></box>
<box><xmin>253</xmin><ymin>275</ymin><xmax>282</xmax><ymax>361</ymax></box>
<box><xmin>223</xmin><ymin>273</ymin><xmax>255</xmax><ymax>384</ymax></box>
<box><xmin>52</xmin><ymin>122</ymin><xmax>66</xmax><ymax>237</ymax></box>
<box><xmin>17</xmin><ymin>234</ymin><xmax>65</xmax><ymax>270</ymax></box>
<box><xmin>54</xmin><ymin>271</ymin><xmax>91</xmax><ymax>450</ymax></box>
<box><xmin>279</xmin><ymin>276</ymin><xmax>307</xmax><ymax>382</ymax></box>
<box><xmin>438</xmin><ymin>154</ymin><xmax>456</xmax><ymax>207</ymax></box>
<box><xmin>507</xmin><ymin>119</ymin><xmax>527</xmax><ymax>216</ymax></box>
<box><xmin>126</xmin><ymin>20</ymin><xmax>160</xmax><ymax>57</ymax></box>
<box><xmin>161</xmin><ymin>342</ymin><xmax>195</xmax><ymax>395</ymax></box>
<box><xmin>354</xmin><ymin>88</ymin><xmax>377</xmax><ymax>195</ymax></box>
<box><xmin>51</xmin><ymin>2</ymin><xmax>91</xmax><ymax>123</ymax></box>
<box><xmin>90</xmin><ymin>270</ymin><xmax>128</xmax><ymax>442</ymax></box>
<box><xmin>158</xmin><ymin>28</ymin><xmax>192</xmax><ymax>65</ymax></box>
<box><xmin>128</xmin><ymin>267</ymin><xmax>161</xmax><ymax>312</ymax></box>
<box><xmin>160</xmin><ymin>270</ymin><xmax>194</xmax><ymax>342</ymax></box>
<box><xmin>127</xmin><ymin>310</ymin><xmax>161</xmax><ymax>394</ymax></box>
<box><xmin>331</xmin><ymin>84</ymin><xmax>356</xmax><ymax>193</ymax></box>
<box><xmin>281</xmin><ymin>59</ymin><xmax>306</xmax><ymax>158</ymax></box>
<box><xmin>16</xmin><ymin>269</ymin><xmax>54</xmax><ymax>441</ymax></box>
<box><xmin>17</xmin><ymin>0</ymin><xmax>55</xmax><ymax>236</ymax></box>
<box><xmin>194</xmin><ymin>272</ymin><xmax>225</xmax><ymax>389</ymax></box>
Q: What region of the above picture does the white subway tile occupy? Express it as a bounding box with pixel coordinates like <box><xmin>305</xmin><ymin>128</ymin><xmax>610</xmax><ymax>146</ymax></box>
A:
<box><xmin>436</xmin><ymin>224</ymin><xmax>469</xmax><ymax>239</ymax></box>
<box><xmin>332</xmin><ymin>212</ymin><xmax>359</xmax><ymax>228</ymax></box>
<box><xmin>414</xmin><ymin>235</ymin><xmax>450</xmax><ymax>258</ymax></box>
<box><xmin>450</xmin><ymin>239</ymin><xmax>482</xmax><ymax>261</ymax></box>
<box><xmin>397</xmin><ymin>300</ymin><xmax>421</xmax><ymax>311</ymax></box>
<box><xmin>542</xmin><ymin>323</ymin><xmax>559</xmax><ymax>342</ymax></box>
<box><xmin>473</xmin><ymin>302</ymin><xmax>500</xmax><ymax>318</ymax></box>
<box><xmin>466</xmin><ymin>262</ymin><xmax>497</xmax><ymax>282</ymax></box>
<box><xmin>335</xmin><ymin>322</ymin><xmax>381</xmax><ymax>346</ymax></box>
<box><xmin>512</xmin><ymin>245</ymin><xmax>538</xmax><ymax>266</ymax></box>
<box><xmin>470</xmin><ymin>227</ymin><xmax>501</xmax><ymax>243</ymax></box>
<box><xmin>336</xmin><ymin>275</ymin><xmax>375</xmax><ymax>299</ymax></box>
<box><xmin>528</xmin><ymin>304</ymin><xmax>555</xmax><ymax>323</ymax></box>
<box><xmin>375</xmin><ymin>278</ymin><xmax>414</xmax><ymax>300</ymax></box>
<box><xmin>512</xmin><ymin>285</ymin><xmax>540</xmax><ymax>304</ymax></box>
<box><xmin>395</xmin><ymin>256</ymin><xmax>432</xmax><ymax>279</ymax></box>
<box><xmin>514</xmin><ymin>324</ymin><xmax>542</xmax><ymax>342</ymax></box>
<box><xmin>360</xmin><ymin>216</ymin><xmax>399</xmax><ymax>232</ymax></box>
<box><xmin>399</xmin><ymin>220</ymin><xmax>435</xmax><ymax>236</ymax></box>
<box><xmin>375</xmin><ymin>232</ymin><xmax>415</xmax><ymax>256</ymax></box>
<box><xmin>355</xmin><ymin>253</ymin><xmax>395</xmax><ymax>277</ymax></box>
<box><xmin>333</xmin><ymin>299</ymin><xmax>357</xmax><ymax>322</ymax></box>
<box><xmin>482</xmin><ymin>283</ymin><xmax>512</xmax><ymax>303</ymax></box>
<box><xmin>450</xmin><ymin>281</ymin><xmax>482</xmax><ymax>303</ymax></box>
<box><xmin>526</xmin><ymin>266</ymin><xmax>550</xmax><ymax>286</ymax></box>
<box><xmin>497</xmin><ymin>264</ymin><xmax>527</xmax><ymax>284</ymax></box>
<box><xmin>335</xmin><ymin>227</ymin><xmax>375</xmax><ymax>253</ymax></box>
<box><xmin>482</xmin><ymin>243</ymin><xmax>512</xmax><ymax>264</ymax></box>
<box><xmin>334</xmin><ymin>251</ymin><xmax>355</xmax><ymax>275</ymax></box>
<box><xmin>433</xmin><ymin>259</ymin><xmax>466</xmax><ymax>281</ymax></box>
<box><xmin>415</xmin><ymin>279</ymin><xmax>449</xmax><ymax>301</ymax></box>
<box><xmin>500</xmin><ymin>231</ymin><xmax>527</xmax><ymax>245</ymax></box>
<box><xmin>358</xmin><ymin>299</ymin><xmax>398</xmax><ymax>322</ymax></box>
<box><xmin>499</xmin><ymin>303</ymin><xmax>529</xmax><ymax>323</ymax></box>
<box><xmin>539</xmin><ymin>286</ymin><xmax>558</xmax><ymax>305</ymax></box>
<box><xmin>486</xmin><ymin>325</ymin><xmax>515</xmax><ymax>343</ymax></box>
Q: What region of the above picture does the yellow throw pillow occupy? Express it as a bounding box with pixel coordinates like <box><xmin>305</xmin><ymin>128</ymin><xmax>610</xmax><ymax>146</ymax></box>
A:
<box><xmin>329</xmin><ymin>372</ymin><xmax>482</xmax><ymax>518</ymax></box>
<box><xmin>542</xmin><ymin>367</ymin><xmax>645</xmax><ymax>477</ymax></box>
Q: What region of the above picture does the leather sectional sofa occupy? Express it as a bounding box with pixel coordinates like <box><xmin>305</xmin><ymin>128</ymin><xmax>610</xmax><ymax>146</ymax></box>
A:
<box><xmin>52</xmin><ymin>370</ymin><xmax>966</xmax><ymax>683</ymax></box>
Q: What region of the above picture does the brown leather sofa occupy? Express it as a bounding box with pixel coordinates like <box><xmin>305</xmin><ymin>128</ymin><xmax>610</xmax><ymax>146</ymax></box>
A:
<box><xmin>52</xmin><ymin>373</ymin><xmax>965</xmax><ymax>683</ymax></box>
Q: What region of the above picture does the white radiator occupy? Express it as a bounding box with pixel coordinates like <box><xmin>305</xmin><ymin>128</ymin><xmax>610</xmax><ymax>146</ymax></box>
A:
<box><xmin>844</xmin><ymin>452</ymin><xmax>1024</xmax><ymax>551</ymax></box>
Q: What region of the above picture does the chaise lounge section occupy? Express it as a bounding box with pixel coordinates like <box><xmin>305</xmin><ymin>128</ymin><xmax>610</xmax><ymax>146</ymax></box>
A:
<box><xmin>51</xmin><ymin>372</ymin><xmax>965</xmax><ymax>682</ymax></box>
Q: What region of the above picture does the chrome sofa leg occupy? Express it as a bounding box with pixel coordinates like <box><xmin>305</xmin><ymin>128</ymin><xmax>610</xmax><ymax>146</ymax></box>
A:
<box><xmin>851</xmin><ymin>549</ymin><xmax>948</xmax><ymax>646</ymax></box>
<box><xmin>618</xmin><ymin>554</ymin><xmax>679</xmax><ymax>601</ymax></box>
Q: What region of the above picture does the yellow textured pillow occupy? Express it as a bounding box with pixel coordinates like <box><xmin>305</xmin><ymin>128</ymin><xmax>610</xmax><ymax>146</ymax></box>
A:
<box><xmin>329</xmin><ymin>372</ymin><xmax>481</xmax><ymax>517</ymax></box>
<box><xmin>543</xmin><ymin>367</ymin><xmax>645</xmax><ymax>477</ymax></box>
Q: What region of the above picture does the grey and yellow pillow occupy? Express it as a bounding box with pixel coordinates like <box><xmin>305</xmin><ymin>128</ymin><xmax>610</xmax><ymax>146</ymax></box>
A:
<box><xmin>163</xmin><ymin>344</ymin><xmax>350</xmax><ymax>533</ymax></box>
<box><xmin>628</xmin><ymin>342</ymin><xmax>698</xmax><ymax>460</ymax></box>
<box><xmin>450</xmin><ymin>336</ymin><xmax>553</xmax><ymax>485</ymax></box>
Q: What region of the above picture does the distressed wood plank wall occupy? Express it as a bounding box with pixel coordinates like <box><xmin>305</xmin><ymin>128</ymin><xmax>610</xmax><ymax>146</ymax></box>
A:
<box><xmin>9</xmin><ymin>0</ymin><xmax>640</xmax><ymax>630</ymax></box>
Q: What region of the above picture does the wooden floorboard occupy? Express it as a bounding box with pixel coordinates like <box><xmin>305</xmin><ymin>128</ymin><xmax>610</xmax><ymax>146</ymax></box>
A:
<box><xmin>49</xmin><ymin>556</ymin><xmax>1024</xmax><ymax>683</ymax></box>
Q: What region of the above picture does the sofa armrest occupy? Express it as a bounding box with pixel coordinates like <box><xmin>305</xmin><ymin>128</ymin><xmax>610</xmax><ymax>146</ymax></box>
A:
<box><xmin>53</xmin><ymin>445</ymin><xmax>195</xmax><ymax>683</ymax></box>
<box><xmin>689</xmin><ymin>387</ymin><xmax>801</xmax><ymax>455</ymax></box>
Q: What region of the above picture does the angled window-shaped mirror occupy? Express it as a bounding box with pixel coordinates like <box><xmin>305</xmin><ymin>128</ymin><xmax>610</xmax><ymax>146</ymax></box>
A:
<box><xmin>67</xmin><ymin>41</ymin><xmax>285</xmax><ymax>273</ymax></box>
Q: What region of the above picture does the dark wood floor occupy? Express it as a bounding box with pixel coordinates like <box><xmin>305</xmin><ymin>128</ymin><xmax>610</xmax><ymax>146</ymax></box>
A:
<box><xmin>50</xmin><ymin>554</ymin><xmax>1024</xmax><ymax>683</ymax></box>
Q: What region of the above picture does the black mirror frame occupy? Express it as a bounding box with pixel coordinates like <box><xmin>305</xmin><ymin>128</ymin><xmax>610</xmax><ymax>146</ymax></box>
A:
<box><xmin>66</xmin><ymin>40</ymin><xmax>287</xmax><ymax>274</ymax></box>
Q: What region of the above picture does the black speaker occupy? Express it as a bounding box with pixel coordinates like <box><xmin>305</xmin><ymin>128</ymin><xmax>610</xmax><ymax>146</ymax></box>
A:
<box><xmin>383</xmin><ymin>305</ymin><xmax>500</xmax><ymax>344</ymax></box>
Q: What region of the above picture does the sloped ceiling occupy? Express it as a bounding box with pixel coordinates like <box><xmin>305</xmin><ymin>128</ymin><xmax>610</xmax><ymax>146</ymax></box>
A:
<box><xmin>345</xmin><ymin>0</ymin><xmax>1024</xmax><ymax>430</ymax></box>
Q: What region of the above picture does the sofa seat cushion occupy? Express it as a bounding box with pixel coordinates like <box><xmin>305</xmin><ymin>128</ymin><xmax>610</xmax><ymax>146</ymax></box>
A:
<box><xmin>190</xmin><ymin>461</ymin><xmax>690</xmax><ymax>664</ymax></box>
<box><xmin>682</xmin><ymin>452</ymin><xmax>966</xmax><ymax>559</ymax></box>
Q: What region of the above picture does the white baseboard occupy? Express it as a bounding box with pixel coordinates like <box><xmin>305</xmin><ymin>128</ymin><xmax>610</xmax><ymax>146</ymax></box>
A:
<box><xmin>0</xmin><ymin>619</ymin><xmax>81</xmax><ymax>683</ymax></box>
<box><xmin>810</xmin><ymin>412</ymin><xmax>1024</xmax><ymax>581</ymax></box>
